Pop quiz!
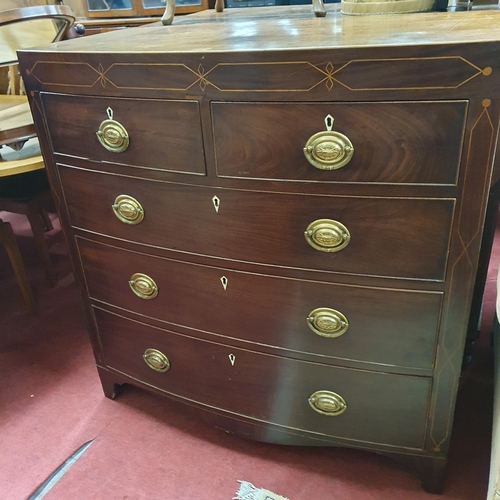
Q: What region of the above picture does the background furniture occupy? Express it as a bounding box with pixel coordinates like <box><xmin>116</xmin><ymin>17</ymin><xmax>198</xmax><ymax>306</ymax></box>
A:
<box><xmin>0</xmin><ymin>216</ymin><xmax>36</xmax><ymax>312</ymax></box>
<box><xmin>0</xmin><ymin>163</ymin><xmax>56</xmax><ymax>292</ymax></box>
<box><xmin>62</xmin><ymin>0</ymin><xmax>208</xmax><ymax>18</ymax></box>
<box><xmin>0</xmin><ymin>4</ymin><xmax>76</xmax><ymax>94</ymax></box>
<box><xmin>0</xmin><ymin>4</ymin><xmax>78</xmax><ymax>309</ymax></box>
<box><xmin>19</xmin><ymin>5</ymin><xmax>500</xmax><ymax>492</ymax></box>
<box><xmin>67</xmin><ymin>16</ymin><xmax>158</xmax><ymax>36</ymax></box>
<box><xmin>0</xmin><ymin>142</ymin><xmax>55</xmax><ymax>311</ymax></box>
<box><xmin>490</xmin><ymin>285</ymin><xmax>500</xmax><ymax>499</ymax></box>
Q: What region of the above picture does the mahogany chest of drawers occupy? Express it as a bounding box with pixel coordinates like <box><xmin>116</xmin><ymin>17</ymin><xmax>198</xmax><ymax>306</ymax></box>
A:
<box><xmin>19</xmin><ymin>6</ymin><xmax>500</xmax><ymax>493</ymax></box>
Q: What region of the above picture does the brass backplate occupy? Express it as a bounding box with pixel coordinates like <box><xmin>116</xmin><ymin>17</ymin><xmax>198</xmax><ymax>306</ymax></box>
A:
<box><xmin>96</xmin><ymin>107</ymin><xmax>129</xmax><ymax>153</ymax></box>
<box><xmin>112</xmin><ymin>195</ymin><xmax>144</xmax><ymax>225</ymax></box>
<box><xmin>129</xmin><ymin>273</ymin><xmax>158</xmax><ymax>300</ymax></box>
<box><xmin>303</xmin><ymin>115</ymin><xmax>354</xmax><ymax>170</ymax></box>
<box><xmin>307</xmin><ymin>307</ymin><xmax>349</xmax><ymax>338</ymax></box>
<box><xmin>305</xmin><ymin>219</ymin><xmax>350</xmax><ymax>252</ymax></box>
<box><xmin>308</xmin><ymin>390</ymin><xmax>347</xmax><ymax>416</ymax></box>
<box><xmin>143</xmin><ymin>348</ymin><xmax>170</xmax><ymax>372</ymax></box>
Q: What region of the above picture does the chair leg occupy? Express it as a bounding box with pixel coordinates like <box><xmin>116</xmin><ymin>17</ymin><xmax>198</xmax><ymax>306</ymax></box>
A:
<box><xmin>36</xmin><ymin>191</ymin><xmax>55</xmax><ymax>232</ymax></box>
<box><xmin>0</xmin><ymin>220</ymin><xmax>36</xmax><ymax>312</ymax></box>
<box><xmin>26</xmin><ymin>200</ymin><xmax>57</xmax><ymax>288</ymax></box>
<box><xmin>39</xmin><ymin>207</ymin><xmax>53</xmax><ymax>232</ymax></box>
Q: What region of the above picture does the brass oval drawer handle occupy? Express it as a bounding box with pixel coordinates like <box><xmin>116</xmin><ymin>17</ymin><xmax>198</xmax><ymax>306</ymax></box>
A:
<box><xmin>303</xmin><ymin>114</ymin><xmax>354</xmax><ymax>171</ymax></box>
<box><xmin>129</xmin><ymin>273</ymin><xmax>158</xmax><ymax>300</ymax></box>
<box><xmin>96</xmin><ymin>107</ymin><xmax>130</xmax><ymax>153</ymax></box>
<box><xmin>143</xmin><ymin>348</ymin><xmax>170</xmax><ymax>372</ymax></box>
<box><xmin>309</xmin><ymin>390</ymin><xmax>347</xmax><ymax>416</ymax></box>
<box><xmin>305</xmin><ymin>219</ymin><xmax>350</xmax><ymax>252</ymax></box>
<box><xmin>112</xmin><ymin>195</ymin><xmax>144</xmax><ymax>225</ymax></box>
<box><xmin>307</xmin><ymin>307</ymin><xmax>349</xmax><ymax>338</ymax></box>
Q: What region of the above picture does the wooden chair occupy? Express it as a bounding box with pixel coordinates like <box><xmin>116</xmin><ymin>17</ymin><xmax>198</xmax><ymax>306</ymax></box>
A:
<box><xmin>0</xmin><ymin>5</ymin><xmax>76</xmax><ymax>311</ymax></box>
<box><xmin>0</xmin><ymin>218</ymin><xmax>36</xmax><ymax>311</ymax></box>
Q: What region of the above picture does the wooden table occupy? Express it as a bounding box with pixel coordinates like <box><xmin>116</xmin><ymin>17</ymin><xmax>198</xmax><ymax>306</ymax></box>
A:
<box><xmin>0</xmin><ymin>94</ymin><xmax>36</xmax><ymax>147</ymax></box>
<box><xmin>0</xmin><ymin>94</ymin><xmax>42</xmax><ymax>177</ymax></box>
<box><xmin>0</xmin><ymin>97</ymin><xmax>46</xmax><ymax>314</ymax></box>
<box><xmin>0</xmin><ymin>137</ymin><xmax>44</xmax><ymax>177</ymax></box>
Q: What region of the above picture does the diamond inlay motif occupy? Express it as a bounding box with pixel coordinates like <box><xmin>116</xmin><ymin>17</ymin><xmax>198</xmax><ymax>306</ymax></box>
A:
<box><xmin>197</xmin><ymin>64</ymin><xmax>209</xmax><ymax>91</ymax></box>
<box><xmin>27</xmin><ymin>56</ymin><xmax>489</xmax><ymax>93</ymax></box>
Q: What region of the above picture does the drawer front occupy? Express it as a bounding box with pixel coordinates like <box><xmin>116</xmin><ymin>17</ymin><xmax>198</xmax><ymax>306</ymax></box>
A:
<box><xmin>41</xmin><ymin>93</ymin><xmax>206</xmax><ymax>175</ymax></box>
<box><xmin>95</xmin><ymin>307</ymin><xmax>431</xmax><ymax>449</ymax></box>
<box><xmin>78</xmin><ymin>237</ymin><xmax>442</xmax><ymax>370</ymax></box>
<box><xmin>212</xmin><ymin>101</ymin><xmax>467</xmax><ymax>184</ymax></box>
<box><xmin>61</xmin><ymin>166</ymin><xmax>454</xmax><ymax>281</ymax></box>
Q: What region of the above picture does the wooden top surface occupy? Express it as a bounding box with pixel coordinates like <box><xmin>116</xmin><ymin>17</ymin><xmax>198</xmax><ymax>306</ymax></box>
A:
<box><xmin>0</xmin><ymin>96</ymin><xmax>33</xmax><ymax>129</ymax></box>
<box><xmin>77</xmin><ymin>16</ymin><xmax>161</xmax><ymax>27</ymax></box>
<box><xmin>0</xmin><ymin>95</ymin><xmax>36</xmax><ymax>147</ymax></box>
<box><xmin>21</xmin><ymin>5</ymin><xmax>500</xmax><ymax>54</ymax></box>
<box><xmin>0</xmin><ymin>95</ymin><xmax>26</xmax><ymax>113</ymax></box>
<box><xmin>0</xmin><ymin>138</ymin><xmax>43</xmax><ymax>178</ymax></box>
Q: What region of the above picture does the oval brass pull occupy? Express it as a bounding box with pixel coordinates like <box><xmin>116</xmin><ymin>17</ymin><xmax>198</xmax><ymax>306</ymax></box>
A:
<box><xmin>96</xmin><ymin>107</ymin><xmax>130</xmax><ymax>153</ymax></box>
<box><xmin>143</xmin><ymin>348</ymin><xmax>170</xmax><ymax>372</ymax></box>
<box><xmin>303</xmin><ymin>114</ymin><xmax>354</xmax><ymax>170</ymax></box>
<box><xmin>129</xmin><ymin>273</ymin><xmax>158</xmax><ymax>300</ymax></box>
<box><xmin>309</xmin><ymin>390</ymin><xmax>347</xmax><ymax>416</ymax></box>
<box><xmin>112</xmin><ymin>195</ymin><xmax>144</xmax><ymax>225</ymax></box>
<box><xmin>305</xmin><ymin>219</ymin><xmax>350</xmax><ymax>252</ymax></box>
<box><xmin>307</xmin><ymin>308</ymin><xmax>349</xmax><ymax>338</ymax></box>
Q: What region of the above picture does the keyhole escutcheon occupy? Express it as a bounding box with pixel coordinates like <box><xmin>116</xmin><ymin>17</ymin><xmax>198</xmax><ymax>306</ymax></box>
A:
<box><xmin>220</xmin><ymin>276</ymin><xmax>228</xmax><ymax>290</ymax></box>
<box><xmin>212</xmin><ymin>195</ymin><xmax>220</xmax><ymax>213</ymax></box>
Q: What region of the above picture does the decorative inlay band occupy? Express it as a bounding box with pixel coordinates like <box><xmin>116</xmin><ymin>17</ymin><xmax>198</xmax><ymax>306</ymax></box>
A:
<box><xmin>429</xmin><ymin>102</ymin><xmax>496</xmax><ymax>451</ymax></box>
<box><xmin>26</xmin><ymin>56</ymin><xmax>490</xmax><ymax>93</ymax></box>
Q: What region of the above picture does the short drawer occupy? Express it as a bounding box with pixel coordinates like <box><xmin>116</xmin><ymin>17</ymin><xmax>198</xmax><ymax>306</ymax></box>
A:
<box><xmin>61</xmin><ymin>165</ymin><xmax>454</xmax><ymax>281</ymax></box>
<box><xmin>212</xmin><ymin>101</ymin><xmax>467</xmax><ymax>184</ymax></box>
<box><xmin>79</xmin><ymin>237</ymin><xmax>441</xmax><ymax>370</ymax></box>
<box><xmin>95</xmin><ymin>307</ymin><xmax>431</xmax><ymax>449</ymax></box>
<box><xmin>41</xmin><ymin>93</ymin><xmax>206</xmax><ymax>175</ymax></box>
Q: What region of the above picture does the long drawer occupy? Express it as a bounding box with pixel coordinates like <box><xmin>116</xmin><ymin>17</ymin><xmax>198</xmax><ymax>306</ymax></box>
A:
<box><xmin>95</xmin><ymin>307</ymin><xmax>431</xmax><ymax>449</ymax></box>
<box><xmin>77</xmin><ymin>237</ymin><xmax>442</xmax><ymax>370</ymax></box>
<box><xmin>60</xmin><ymin>165</ymin><xmax>454</xmax><ymax>281</ymax></box>
<box><xmin>211</xmin><ymin>101</ymin><xmax>467</xmax><ymax>184</ymax></box>
<box><xmin>41</xmin><ymin>93</ymin><xmax>206</xmax><ymax>175</ymax></box>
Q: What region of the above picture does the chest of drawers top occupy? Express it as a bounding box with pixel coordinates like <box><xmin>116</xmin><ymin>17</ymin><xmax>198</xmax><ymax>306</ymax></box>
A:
<box><xmin>18</xmin><ymin>6</ymin><xmax>500</xmax><ymax>103</ymax></box>
<box><xmin>20</xmin><ymin>6</ymin><xmax>500</xmax><ymax>54</ymax></box>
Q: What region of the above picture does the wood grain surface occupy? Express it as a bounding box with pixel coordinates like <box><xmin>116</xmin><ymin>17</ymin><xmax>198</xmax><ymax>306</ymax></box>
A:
<box><xmin>41</xmin><ymin>93</ymin><xmax>206</xmax><ymax>175</ymax></box>
<box><xmin>59</xmin><ymin>164</ymin><xmax>454</xmax><ymax>281</ymax></box>
<box><xmin>77</xmin><ymin>236</ymin><xmax>443</xmax><ymax>371</ymax></box>
<box><xmin>95</xmin><ymin>306</ymin><xmax>432</xmax><ymax>449</ymax></box>
<box><xmin>212</xmin><ymin>101</ymin><xmax>466</xmax><ymax>184</ymax></box>
<box><xmin>19</xmin><ymin>6</ymin><xmax>500</xmax><ymax>53</ymax></box>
